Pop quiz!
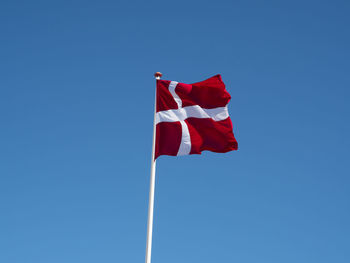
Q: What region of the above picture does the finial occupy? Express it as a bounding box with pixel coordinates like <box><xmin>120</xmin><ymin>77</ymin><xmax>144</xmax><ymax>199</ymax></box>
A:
<box><xmin>154</xmin><ymin>72</ymin><xmax>162</xmax><ymax>79</ymax></box>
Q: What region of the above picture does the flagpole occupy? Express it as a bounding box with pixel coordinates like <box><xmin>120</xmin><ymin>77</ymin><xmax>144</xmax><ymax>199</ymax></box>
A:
<box><xmin>145</xmin><ymin>72</ymin><xmax>162</xmax><ymax>263</ymax></box>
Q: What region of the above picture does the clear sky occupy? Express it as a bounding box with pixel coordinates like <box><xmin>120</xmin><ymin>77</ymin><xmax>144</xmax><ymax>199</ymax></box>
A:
<box><xmin>1</xmin><ymin>0</ymin><xmax>349</xmax><ymax>262</ymax></box>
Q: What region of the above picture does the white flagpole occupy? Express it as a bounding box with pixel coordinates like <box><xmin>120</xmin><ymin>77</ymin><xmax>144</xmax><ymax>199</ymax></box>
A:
<box><xmin>145</xmin><ymin>72</ymin><xmax>162</xmax><ymax>263</ymax></box>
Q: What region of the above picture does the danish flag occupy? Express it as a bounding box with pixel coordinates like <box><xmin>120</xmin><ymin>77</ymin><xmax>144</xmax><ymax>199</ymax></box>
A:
<box><xmin>155</xmin><ymin>75</ymin><xmax>238</xmax><ymax>159</ymax></box>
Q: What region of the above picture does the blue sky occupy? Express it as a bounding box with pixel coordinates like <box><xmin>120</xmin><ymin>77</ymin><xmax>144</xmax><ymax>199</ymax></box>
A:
<box><xmin>1</xmin><ymin>0</ymin><xmax>349</xmax><ymax>262</ymax></box>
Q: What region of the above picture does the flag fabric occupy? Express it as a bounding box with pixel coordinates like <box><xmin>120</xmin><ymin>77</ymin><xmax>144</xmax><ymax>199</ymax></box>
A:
<box><xmin>155</xmin><ymin>75</ymin><xmax>238</xmax><ymax>159</ymax></box>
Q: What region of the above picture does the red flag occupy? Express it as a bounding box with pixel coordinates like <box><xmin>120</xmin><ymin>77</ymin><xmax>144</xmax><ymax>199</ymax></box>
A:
<box><xmin>155</xmin><ymin>75</ymin><xmax>238</xmax><ymax>159</ymax></box>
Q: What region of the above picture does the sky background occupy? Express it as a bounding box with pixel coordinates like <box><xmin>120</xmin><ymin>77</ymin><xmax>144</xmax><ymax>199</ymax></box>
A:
<box><xmin>1</xmin><ymin>0</ymin><xmax>350</xmax><ymax>262</ymax></box>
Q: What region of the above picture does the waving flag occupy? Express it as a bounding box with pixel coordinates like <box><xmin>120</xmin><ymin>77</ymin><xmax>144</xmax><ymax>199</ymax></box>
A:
<box><xmin>155</xmin><ymin>74</ymin><xmax>238</xmax><ymax>159</ymax></box>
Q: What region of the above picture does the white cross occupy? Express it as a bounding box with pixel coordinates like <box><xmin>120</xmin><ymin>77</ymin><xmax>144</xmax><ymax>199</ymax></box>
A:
<box><xmin>156</xmin><ymin>81</ymin><xmax>230</xmax><ymax>156</ymax></box>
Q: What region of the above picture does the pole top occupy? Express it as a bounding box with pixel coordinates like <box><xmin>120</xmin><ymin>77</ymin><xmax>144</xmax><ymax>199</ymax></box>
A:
<box><xmin>154</xmin><ymin>72</ymin><xmax>162</xmax><ymax>79</ymax></box>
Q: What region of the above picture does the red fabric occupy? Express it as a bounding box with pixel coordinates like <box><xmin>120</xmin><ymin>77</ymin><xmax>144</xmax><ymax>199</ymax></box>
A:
<box><xmin>155</xmin><ymin>75</ymin><xmax>238</xmax><ymax>159</ymax></box>
<box><xmin>156</xmin><ymin>80</ymin><xmax>178</xmax><ymax>111</ymax></box>
<box><xmin>186</xmin><ymin>118</ymin><xmax>238</xmax><ymax>154</ymax></box>
<box><xmin>177</xmin><ymin>75</ymin><xmax>231</xmax><ymax>109</ymax></box>
<box><xmin>155</xmin><ymin>122</ymin><xmax>182</xmax><ymax>157</ymax></box>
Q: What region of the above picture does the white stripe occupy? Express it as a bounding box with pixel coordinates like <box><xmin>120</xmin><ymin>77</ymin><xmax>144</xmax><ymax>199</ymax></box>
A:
<box><xmin>177</xmin><ymin>121</ymin><xmax>191</xmax><ymax>156</ymax></box>
<box><xmin>155</xmin><ymin>105</ymin><xmax>229</xmax><ymax>124</ymax></box>
<box><xmin>168</xmin><ymin>81</ymin><xmax>182</xmax><ymax>108</ymax></box>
